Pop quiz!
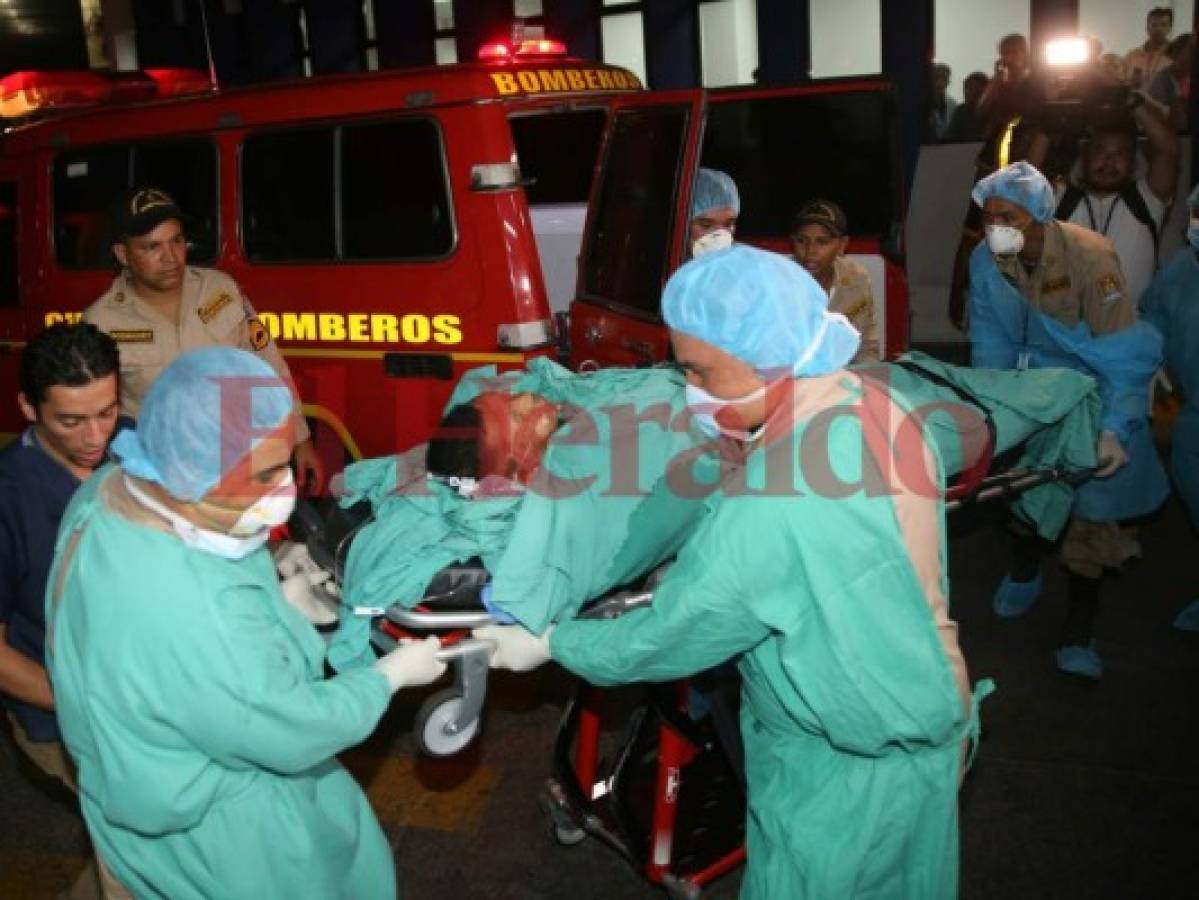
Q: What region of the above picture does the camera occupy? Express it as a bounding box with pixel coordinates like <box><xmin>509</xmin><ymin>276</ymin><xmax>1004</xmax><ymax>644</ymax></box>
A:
<box><xmin>1036</xmin><ymin>37</ymin><xmax>1136</xmax><ymax>136</ymax></box>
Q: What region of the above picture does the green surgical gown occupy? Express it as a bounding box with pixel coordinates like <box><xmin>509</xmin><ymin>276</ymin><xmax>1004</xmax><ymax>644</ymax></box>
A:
<box><xmin>44</xmin><ymin>469</ymin><xmax>396</xmax><ymax>899</ymax></box>
<box><xmin>551</xmin><ymin>375</ymin><xmax>973</xmax><ymax>899</ymax></box>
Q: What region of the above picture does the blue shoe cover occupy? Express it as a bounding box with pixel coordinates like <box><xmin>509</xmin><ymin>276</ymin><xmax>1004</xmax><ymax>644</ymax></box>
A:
<box><xmin>1173</xmin><ymin>600</ymin><xmax>1199</xmax><ymax>632</ymax></box>
<box><xmin>992</xmin><ymin>574</ymin><xmax>1043</xmax><ymax>618</ymax></box>
<box><xmin>1055</xmin><ymin>644</ymin><xmax>1103</xmax><ymax>680</ymax></box>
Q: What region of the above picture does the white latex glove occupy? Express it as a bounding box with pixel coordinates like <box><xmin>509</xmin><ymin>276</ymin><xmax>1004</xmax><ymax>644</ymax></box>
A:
<box><xmin>1095</xmin><ymin>430</ymin><xmax>1129</xmax><ymax>478</ymax></box>
<box><xmin>473</xmin><ymin>624</ymin><xmax>554</xmax><ymax>672</ymax></box>
<box><xmin>274</xmin><ymin>541</ymin><xmax>324</xmax><ymax>580</ymax></box>
<box><xmin>375</xmin><ymin>636</ymin><xmax>447</xmax><ymax>694</ymax></box>
<box><xmin>279</xmin><ymin>572</ymin><xmax>339</xmax><ymax>626</ymax></box>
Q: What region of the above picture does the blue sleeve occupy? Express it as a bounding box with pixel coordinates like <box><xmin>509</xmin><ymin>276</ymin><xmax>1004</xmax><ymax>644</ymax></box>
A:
<box><xmin>967</xmin><ymin>244</ymin><xmax>1020</xmax><ymax>370</ymax></box>
<box><xmin>1137</xmin><ymin>268</ymin><xmax>1171</xmax><ymax>341</ymax></box>
<box><xmin>551</xmin><ymin>501</ymin><xmax>774</xmax><ymax>684</ymax></box>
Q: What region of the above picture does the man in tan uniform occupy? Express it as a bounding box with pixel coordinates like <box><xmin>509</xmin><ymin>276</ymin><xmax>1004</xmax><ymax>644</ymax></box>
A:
<box><xmin>789</xmin><ymin>199</ymin><xmax>880</xmax><ymax>362</ymax></box>
<box><xmin>968</xmin><ymin>161</ymin><xmax>1168</xmax><ymax>680</ymax></box>
<box><xmin>84</xmin><ymin>187</ymin><xmax>322</xmax><ymax>491</ymax></box>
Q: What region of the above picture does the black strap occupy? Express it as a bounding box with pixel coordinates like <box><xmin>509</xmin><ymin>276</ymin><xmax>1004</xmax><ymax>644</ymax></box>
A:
<box><xmin>1055</xmin><ymin>184</ymin><xmax>1085</xmax><ymax>222</ymax></box>
<box><xmin>1055</xmin><ymin>183</ymin><xmax>1160</xmax><ymax>262</ymax></box>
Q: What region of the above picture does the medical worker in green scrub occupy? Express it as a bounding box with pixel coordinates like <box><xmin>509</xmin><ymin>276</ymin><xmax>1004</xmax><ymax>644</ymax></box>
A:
<box><xmin>477</xmin><ymin>245</ymin><xmax>987</xmax><ymax>899</ymax></box>
<box><xmin>45</xmin><ymin>347</ymin><xmax>446</xmax><ymax>900</ymax></box>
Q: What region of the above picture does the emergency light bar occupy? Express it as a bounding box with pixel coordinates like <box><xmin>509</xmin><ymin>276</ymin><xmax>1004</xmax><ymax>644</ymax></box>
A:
<box><xmin>0</xmin><ymin>68</ymin><xmax>211</xmax><ymax>119</ymax></box>
<box><xmin>0</xmin><ymin>71</ymin><xmax>109</xmax><ymax>118</ymax></box>
<box><xmin>478</xmin><ymin>38</ymin><xmax>568</xmax><ymax>60</ymax></box>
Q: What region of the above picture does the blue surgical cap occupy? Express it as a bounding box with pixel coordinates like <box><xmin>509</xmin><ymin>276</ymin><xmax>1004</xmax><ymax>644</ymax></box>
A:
<box><xmin>971</xmin><ymin>161</ymin><xmax>1055</xmax><ymax>223</ymax></box>
<box><xmin>663</xmin><ymin>244</ymin><xmax>860</xmax><ymax>377</ymax></box>
<box><xmin>111</xmin><ymin>347</ymin><xmax>294</xmax><ymax>502</ymax></box>
<box><xmin>692</xmin><ymin>168</ymin><xmax>740</xmax><ymax>217</ymax></box>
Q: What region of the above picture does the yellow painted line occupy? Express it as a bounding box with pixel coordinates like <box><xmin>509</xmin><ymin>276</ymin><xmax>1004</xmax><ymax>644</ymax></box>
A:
<box><xmin>0</xmin><ymin>848</ymin><xmax>92</xmax><ymax>897</ymax></box>
<box><xmin>450</xmin><ymin>351</ymin><xmax>526</xmax><ymax>363</ymax></box>
<box><xmin>280</xmin><ymin>348</ymin><xmax>525</xmax><ymax>364</ymax></box>
<box><xmin>300</xmin><ymin>403</ymin><xmax>363</xmax><ymax>461</ymax></box>
<box><xmin>341</xmin><ymin>751</ymin><xmax>498</xmax><ymax>836</ymax></box>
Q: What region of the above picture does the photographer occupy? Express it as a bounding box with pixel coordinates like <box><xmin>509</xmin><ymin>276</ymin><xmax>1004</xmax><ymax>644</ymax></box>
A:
<box><xmin>977</xmin><ymin>34</ymin><xmax>1047</xmax><ymax>138</ymax></box>
<box><xmin>1030</xmin><ymin>62</ymin><xmax>1179</xmax><ymax>304</ymax></box>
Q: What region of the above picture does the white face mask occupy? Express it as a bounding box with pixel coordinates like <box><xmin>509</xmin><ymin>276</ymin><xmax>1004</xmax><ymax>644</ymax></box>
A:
<box><xmin>985</xmin><ymin>224</ymin><xmax>1025</xmax><ymax>256</ymax></box>
<box><xmin>228</xmin><ymin>469</ymin><xmax>297</xmax><ymax>536</ymax></box>
<box><xmin>685</xmin><ymin>383</ymin><xmax>767</xmax><ymax>441</ymax></box>
<box><xmin>691</xmin><ymin>228</ymin><xmax>734</xmax><ymax>257</ymax></box>
<box><xmin>124</xmin><ymin>476</ymin><xmax>272</xmax><ymax>560</ymax></box>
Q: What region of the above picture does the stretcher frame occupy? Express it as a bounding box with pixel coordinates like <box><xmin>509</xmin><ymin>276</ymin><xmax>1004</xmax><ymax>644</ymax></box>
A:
<box><xmin>295</xmin><ymin>452</ymin><xmax>1093</xmax><ymax>896</ymax></box>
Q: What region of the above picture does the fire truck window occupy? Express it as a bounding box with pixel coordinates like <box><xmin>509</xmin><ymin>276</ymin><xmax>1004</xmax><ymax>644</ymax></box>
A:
<box><xmin>584</xmin><ymin>105</ymin><xmax>688</xmax><ymax>317</ymax></box>
<box><xmin>53</xmin><ymin>140</ymin><xmax>218</xmax><ymax>268</ymax></box>
<box><xmin>341</xmin><ymin>119</ymin><xmax>453</xmax><ymax>260</ymax></box>
<box><xmin>0</xmin><ymin>182</ymin><xmax>15</xmax><ymax>307</ymax></box>
<box><xmin>510</xmin><ymin>110</ymin><xmax>607</xmax><ymax>204</ymax></box>
<box><xmin>243</xmin><ymin>129</ymin><xmax>336</xmax><ymax>261</ymax></box>
<box><xmin>702</xmin><ymin>91</ymin><xmax>899</xmax><ymax>240</ymax></box>
<box><xmin>53</xmin><ymin>144</ymin><xmax>128</xmax><ymax>268</ymax></box>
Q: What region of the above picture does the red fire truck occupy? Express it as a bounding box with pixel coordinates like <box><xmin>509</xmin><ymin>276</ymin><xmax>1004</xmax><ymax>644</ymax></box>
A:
<box><xmin>0</xmin><ymin>37</ymin><xmax>906</xmax><ymax>468</ymax></box>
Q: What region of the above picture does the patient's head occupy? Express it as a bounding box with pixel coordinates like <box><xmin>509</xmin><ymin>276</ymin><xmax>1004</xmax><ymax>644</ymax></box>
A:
<box><xmin>427</xmin><ymin>391</ymin><xmax>558</xmax><ymax>484</ymax></box>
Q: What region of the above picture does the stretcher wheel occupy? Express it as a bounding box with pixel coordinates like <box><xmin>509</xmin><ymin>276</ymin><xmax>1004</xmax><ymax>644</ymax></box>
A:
<box><xmin>540</xmin><ymin>792</ymin><xmax>586</xmax><ymax>846</ymax></box>
<box><xmin>661</xmin><ymin>874</ymin><xmax>702</xmax><ymax>900</ymax></box>
<box><xmin>415</xmin><ymin>689</ymin><xmax>480</xmax><ymax>757</ymax></box>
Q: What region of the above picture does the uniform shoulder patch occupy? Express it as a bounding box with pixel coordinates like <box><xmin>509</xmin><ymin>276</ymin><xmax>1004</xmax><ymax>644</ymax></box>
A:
<box><xmin>1096</xmin><ymin>272</ymin><xmax>1123</xmax><ymax>304</ymax></box>
<box><xmin>109</xmin><ymin>329</ymin><xmax>154</xmax><ymax>343</ymax></box>
<box><xmin>197</xmin><ymin>291</ymin><xmax>234</xmax><ymax>325</ymax></box>
<box><xmin>247</xmin><ymin>317</ymin><xmax>270</xmax><ymax>351</ymax></box>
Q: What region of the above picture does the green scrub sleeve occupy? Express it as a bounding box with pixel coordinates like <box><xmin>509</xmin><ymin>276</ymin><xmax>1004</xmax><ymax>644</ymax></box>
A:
<box><xmin>550</xmin><ymin>502</ymin><xmax>773</xmax><ymax>685</ymax></box>
<box><xmin>170</xmin><ymin>583</ymin><xmax>392</xmax><ymax>775</ymax></box>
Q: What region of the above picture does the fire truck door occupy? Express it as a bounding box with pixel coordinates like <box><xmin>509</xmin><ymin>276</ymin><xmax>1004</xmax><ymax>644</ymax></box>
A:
<box><xmin>570</xmin><ymin>90</ymin><xmax>704</xmax><ymax>369</ymax></box>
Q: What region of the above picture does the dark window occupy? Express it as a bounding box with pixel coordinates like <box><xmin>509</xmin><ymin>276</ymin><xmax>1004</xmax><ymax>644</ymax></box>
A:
<box><xmin>242</xmin><ymin>129</ymin><xmax>336</xmax><ymax>261</ymax></box>
<box><xmin>243</xmin><ymin>119</ymin><xmax>452</xmax><ymax>262</ymax></box>
<box><xmin>584</xmin><ymin>105</ymin><xmax>688</xmax><ymax>317</ymax></box>
<box><xmin>0</xmin><ymin>182</ymin><xmax>16</xmax><ymax>307</ymax></box>
<box><xmin>342</xmin><ymin>119</ymin><xmax>452</xmax><ymax>260</ymax></box>
<box><xmin>510</xmin><ymin>109</ymin><xmax>608</xmax><ymax>204</ymax></box>
<box><xmin>53</xmin><ymin>140</ymin><xmax>218</xmax><ymax>268</ymax></box>
<box><xmin>703</xmin><ymin>89</ymin><xmax>900</xmax><ymax>240</ymax></box>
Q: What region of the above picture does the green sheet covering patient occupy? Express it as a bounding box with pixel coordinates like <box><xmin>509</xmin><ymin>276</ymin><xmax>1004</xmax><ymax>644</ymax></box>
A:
<box><xmin>477</xmin><ymin>245</ymin><xmax>994</xmax><ymax>900</ymax></box>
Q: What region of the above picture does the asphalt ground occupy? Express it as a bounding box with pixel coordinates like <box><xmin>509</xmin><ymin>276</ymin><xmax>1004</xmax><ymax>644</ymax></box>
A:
<box><xmin>2</xmin><ymin>493</ymin><xmax>1197</xmax><ymax>899</ymax></box>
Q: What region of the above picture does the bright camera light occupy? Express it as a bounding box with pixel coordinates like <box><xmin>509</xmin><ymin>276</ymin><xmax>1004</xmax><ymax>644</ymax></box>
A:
<box><xmin>1045</xmin><ymin>37</ymin><xmax>1090</xmax><ymax>67</ymax></box>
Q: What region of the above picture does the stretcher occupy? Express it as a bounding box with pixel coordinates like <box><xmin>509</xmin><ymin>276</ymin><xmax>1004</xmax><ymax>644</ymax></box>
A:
<box><xmin>289</xmin><ymin>437</ymin><xmax>1094</xmax><ymax>898</ymax></box>
<box><xmin>286</xmin><ymin>352</ymin><xmax>1102</xmax><ymax>896</ymax></box>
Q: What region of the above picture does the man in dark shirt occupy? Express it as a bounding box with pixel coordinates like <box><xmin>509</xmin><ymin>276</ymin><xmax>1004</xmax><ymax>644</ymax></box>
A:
<box><xmin>1</xmin><ymin>324</ymin><xmax>122</xmax><ymax>896</ymax></box>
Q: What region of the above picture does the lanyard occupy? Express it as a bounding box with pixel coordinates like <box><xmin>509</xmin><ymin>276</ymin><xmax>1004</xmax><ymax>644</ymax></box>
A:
<box><xmin>1082</xmin><ymin>193</ymin><xmax>1120</xmax><ymax>237</ymax></box>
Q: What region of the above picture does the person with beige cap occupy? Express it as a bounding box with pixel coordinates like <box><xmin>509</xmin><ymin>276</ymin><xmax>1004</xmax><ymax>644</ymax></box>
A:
<box><xmin>789</xmin><ymin>199</ymin><xmax>880</xmax><ymax>362</ymax></box>
<box><xmin>84</xmin><ymin>186</ymin><xmax>323</xmax><ymax>491</ymax></box>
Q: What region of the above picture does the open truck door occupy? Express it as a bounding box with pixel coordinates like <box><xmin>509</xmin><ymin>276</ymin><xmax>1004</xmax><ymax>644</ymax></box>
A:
<box><xmin>569</xmin><ymin>90</ymin><xmax>704</xmax><ymax>369</ymax></box>
<box><xmin>571</xmin><ymin>77</ymin><xmax>907</xmax><ymax>368</ymax></box>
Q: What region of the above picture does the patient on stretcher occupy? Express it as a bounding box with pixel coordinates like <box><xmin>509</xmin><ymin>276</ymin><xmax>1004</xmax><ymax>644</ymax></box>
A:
<box><xmin>323</xmin><ymin>355</ymin><xmax>1103</xmax><ymax>673</ymax></box>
